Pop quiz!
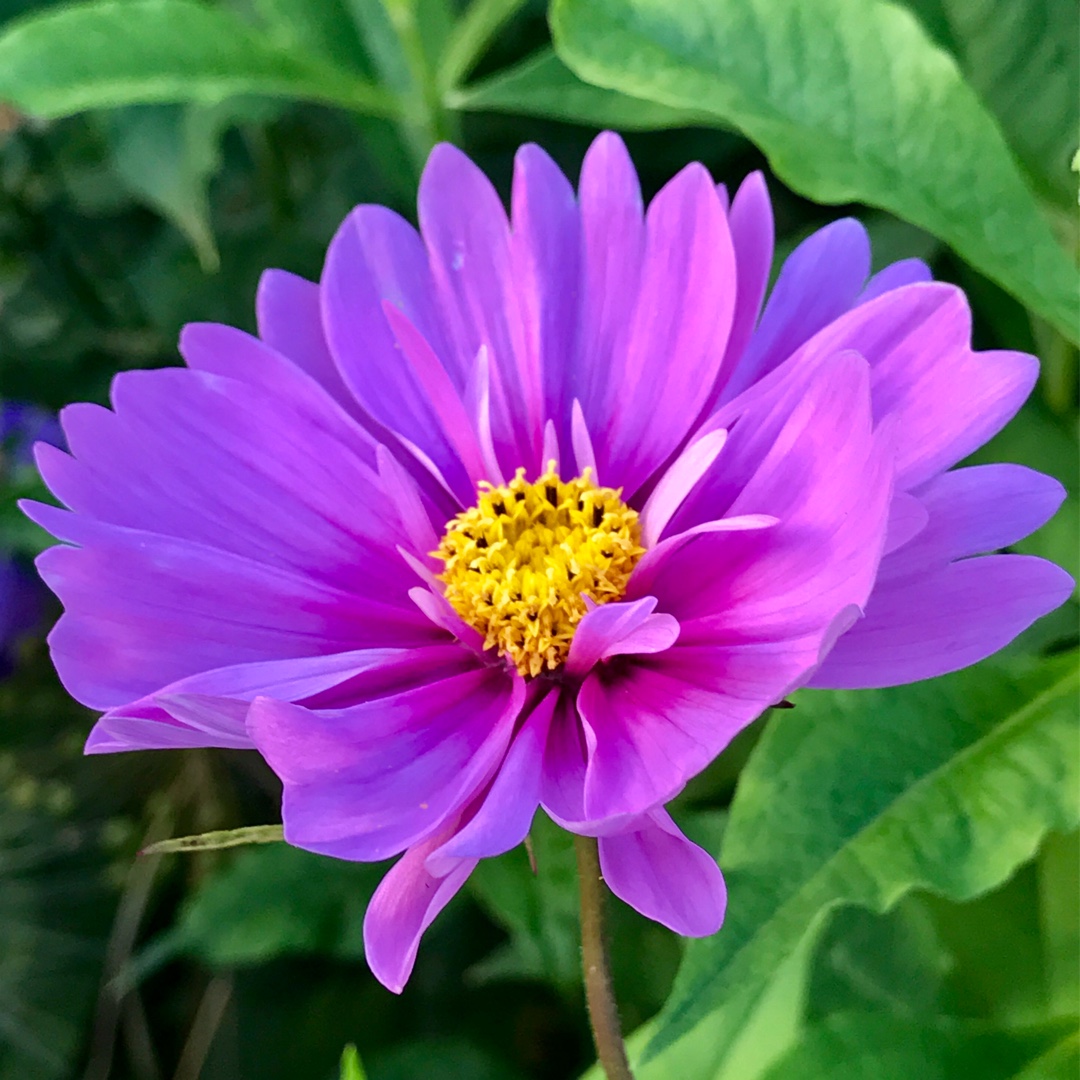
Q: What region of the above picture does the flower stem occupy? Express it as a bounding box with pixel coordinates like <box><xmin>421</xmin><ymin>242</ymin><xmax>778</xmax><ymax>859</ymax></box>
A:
<box><xmin>575</xmin><ymin>834</ymin><xmax>635</xmax><ymax>1080</ymax></box>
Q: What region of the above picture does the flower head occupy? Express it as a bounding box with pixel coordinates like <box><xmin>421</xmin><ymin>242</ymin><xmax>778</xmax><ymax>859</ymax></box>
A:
<box><xmin>25</xmin><ymin>133</ymin><xmax>1072</xmax><ymax>991</ymax></box>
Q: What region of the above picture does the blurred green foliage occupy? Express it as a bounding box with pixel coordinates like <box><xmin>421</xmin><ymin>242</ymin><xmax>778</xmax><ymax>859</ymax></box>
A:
<box><xmin>0</xmin><ymin>0</ymin><xmax>1075</xmax><ymax>1076</ymax></box>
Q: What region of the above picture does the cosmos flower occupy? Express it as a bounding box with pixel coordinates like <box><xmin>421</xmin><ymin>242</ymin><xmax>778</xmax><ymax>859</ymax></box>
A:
<box><xmin>24</xmin><ymin>133</ymin><xmax>1072</xmax><ymax>992</ymax></box>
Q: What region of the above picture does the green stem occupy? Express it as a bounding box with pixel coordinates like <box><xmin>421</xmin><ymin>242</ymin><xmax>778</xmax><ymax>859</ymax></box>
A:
<box><xmin>575</xmin><ymin>835</ymin><xmax>635</xmax><ymax>1080</ymax></box>
<box><xmin>437</xmin><ymin>0</ymin><xmax>527</xmax><ymax>92</ymax></box>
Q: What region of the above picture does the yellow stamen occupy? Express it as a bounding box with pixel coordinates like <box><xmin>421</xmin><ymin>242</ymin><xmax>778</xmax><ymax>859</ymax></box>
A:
<box><xmin>434</xmin><ymin>464</ymin><xmax>645</xmax><ymax>677</ymax></box>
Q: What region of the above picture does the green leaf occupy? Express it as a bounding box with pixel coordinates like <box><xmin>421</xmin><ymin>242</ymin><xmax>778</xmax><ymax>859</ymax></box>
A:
<box><xmin>807</xmin><ymin>899</ymin><xmax>953</xmax><ymax>1021</ymax></box>
<box><xmin>163</xmin><ymin>843</ymin><xmax>385</xmax><ymax>967</ymax></box>
<box><xmin>580</xmin><ymin>925</ymin><xmax>818</xmax><ymax>1080</ymax></box>
<box><xmin>920</xmin><ymin>0</ymin><xmax>1079</xmax><ymax>208</ymax></box>
<box><xmin>0</xmin><ymin>0</ymin><xmax>396</xmax><ymax>119</ymax></box>
<box><xmin>438</xmin><ymin>0</ymin><xmax>529</xmax><ymax>92</ymax></box>
<box><xmin>550</xmin><ymin>0</ymin><xmax>1079</xmax><ymax>344</ymax></box>
<box><xmin>103</xmin><ymin>101</ymin><xmax>279</xmax><ymax>272</ymax></box>
<box><xmin>1037</xmin><ymin>832</ymin><xmax>1079</xmax><ymax>1018</ymax></box>
<box><xmin>758</xmin><ymin>1012</ymin><xmax>1078</xmax><ymax>1080</ymax></box>
<box><xmin>140</xmin><ymin>824</ymin><xmax>285</xmax><ymax>856</ymax></box>
<box><xmin>448</xmin><ymin>47</ymin><xmax>707</xmax><ymax>129</ymax></box>
<box><xmin>252</xmin><ymin>0</ymin><xmax>371</xmax><ymax>75</ymax></box>
<box><xmin>340</xmin><ymin>1044</ymin><xmax>368</xmax><ymax>1080</ymax></box>
<box><xmin>1012</xmin><ymin>1030</ymin><xmax>1080</xmax><ymax>1080</ymax></box>
<box><xmin>648</xmin><ymin>658</ymin><xmax>1080</xmax><ymax>1060</ymax></box>
<box><xmin>468</xmin><ymin>813</ymin><xmax>581</xmax><ymax>990</ymax></box>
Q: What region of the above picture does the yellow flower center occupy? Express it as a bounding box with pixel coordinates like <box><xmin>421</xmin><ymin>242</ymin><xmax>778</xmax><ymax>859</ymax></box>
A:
<box><xmin>434</xmin><ymin>465</ymin><xmax>645</xmax><ymax>677</ymax></box>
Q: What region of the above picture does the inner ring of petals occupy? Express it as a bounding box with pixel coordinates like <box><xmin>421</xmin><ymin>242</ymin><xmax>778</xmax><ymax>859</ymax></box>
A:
<box><xmin>434</xmin><ymin>464</ymin><xmax>645</xmax><ymax>677</ymax></box>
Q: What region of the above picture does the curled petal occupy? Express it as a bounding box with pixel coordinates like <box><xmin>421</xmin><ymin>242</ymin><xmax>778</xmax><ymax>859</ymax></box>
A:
<box><xmin>364</xmin><ymin>823</ymin><xmax>478</xmax><ymax>993</ymax></box>
<box><xmin>598</xmin><ymin>809</ymin><xmax>726</xmax><ymax>936</ymax></box>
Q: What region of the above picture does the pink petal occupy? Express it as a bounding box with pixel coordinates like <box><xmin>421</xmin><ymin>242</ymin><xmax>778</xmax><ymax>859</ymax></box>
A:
<box><xmin>566</xmin><ymin>596</ymin><xmax>679</xmax><ymax>678</ymax></box>
<box><xmin>574</xmin><ymin>132</ymin><xmax>646</xmax><ymax>444</ymax></box>
<box><xmin>640</xmin><ymin>428</ymin><xmax>728</xmax><ymax>547</ymax></box>
<box><xmin>721</xmin><ymin>218</ymin><xmax>870</xmax><ymax>402</ymax></box>
<box><xmin>810</xmin><ymin>555</ymin><xmax>1074</xmax><ymax>688</ymax></box>
<box><xmin>425</xmin><ymin>690</ymin><xmax>558</xmax><ymax>873</ymax></box>
<box><xmin>596</xmin><ymin>162</ymin><xmax>736</xmax><ymax>496</ymax></box>
<box><xmin>858</xmin><ymin>257</ymin><xmax>933</xmax><ymax>304</ymax></box>
<box><xmin>788</xmin><ymin>282</ymin><xmax>1038</xmax><ymax>489</ymax></box>
<box><xmin>254</xmin><ymin>269</ymin><xmax>363</xmax><ymax>418</ymax></box>
<box><xmin>363</xmin><ymin>823</ymin><xmax>478</xmax><ymax>993</ymax></box>
<box><xmin>511</xmin><ymin>142</ymin><xmax>580</xmax><ymax>455</ymax></box>
<box><xmin>248</xmin><ymin>667</ymin><xmax>524</xmax><ymax>860</ymax></box>
<box><xmin>577</xmin><ymin>638</ymin><xmax>816</xmax><ymax>820</ymax></box>
<box><xmin>419</xmin><ymin>143</ymin><xmax>537</xmax><ymax>473</ymax></box>
<box><xmin>598</xmin><ymin>809</ymin><xmax>726</xmax><ymax>936</ymax></box>
<box><xmin>704</xmin><ymin>170</ymin><xmax>774</xmax><ymax>413</ymax></box>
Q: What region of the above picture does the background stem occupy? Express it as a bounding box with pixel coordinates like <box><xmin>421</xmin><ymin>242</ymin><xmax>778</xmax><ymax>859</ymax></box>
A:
<box><xmin>575</xmin><ymin>835</ymin><xmax>635</xmax><ymax>1080</ymax></box>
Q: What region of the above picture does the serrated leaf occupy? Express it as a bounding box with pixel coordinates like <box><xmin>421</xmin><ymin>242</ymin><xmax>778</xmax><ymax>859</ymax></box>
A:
<box><xmin>449</xmin><ymin>47</ymin><xmax>708</xmax><ymax>130</ymax></box>
<box><xmin>648</xmin><ymin>658</ymin><xmax>1080</xmax><ymax>1060</ymax></box>
<box><xmin>550</xmin><ymin>0</ymin><xmax>1079</xmax><ymax>343</ymax></box>
<box><xmin>0</xmin><ymin>0</ymin><xmax>396</xmax><ymax>118</ymax></box>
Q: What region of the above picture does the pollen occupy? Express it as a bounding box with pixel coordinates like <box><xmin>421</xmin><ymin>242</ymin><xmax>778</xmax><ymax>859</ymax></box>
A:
<box><xmin>434</xmin><ymin>464</ymin><xmax>645</xmax><ymax>677</ymax></box>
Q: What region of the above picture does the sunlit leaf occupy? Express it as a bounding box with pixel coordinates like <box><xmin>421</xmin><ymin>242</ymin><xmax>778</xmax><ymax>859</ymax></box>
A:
<box><xmin>551</xmin><ymin>0</ymin><xmax>1079</xmax><ymax>343</ymax></box>
<box><xmin>649</xmin><ymin>657</ymin><xmax>1080</xmax><ymax>1059</ymax></box>
<box><xmin>0</xmin><ymin>0</ymin><xmax>395</xmax><ymax>118</ymax></box>
<box><xmin>759</xmin><ymin>1011</ymin><xmax>1077</xmax><ymax>1080</ymax></box>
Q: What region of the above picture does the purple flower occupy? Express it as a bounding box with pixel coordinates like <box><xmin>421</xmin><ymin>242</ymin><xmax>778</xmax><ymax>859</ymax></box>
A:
<box><xmin>24</xmin><ymin>133</ymin><xmax>1072</xmax><ymax>991</ymax></box>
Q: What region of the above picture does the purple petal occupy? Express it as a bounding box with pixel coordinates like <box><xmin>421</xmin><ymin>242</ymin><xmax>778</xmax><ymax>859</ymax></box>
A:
<box><xmin>810</xmin><ymin>555</ymin><xmax>1074</xmax><ymax>688</ymax></box>
<box><xmin>577</xmin><ymin>637</ymin><xmax>817</xmax><ymax>820</ymax></box>
<box><xmin>566</xmin><ymin>596</ymin><xmax>679</xmax><ymax>678</ymax></box>
<box><xmin>640</xmin><ymin>428</ymin><xmax>728</xmax><ymax>547</ymax></box>
<box><xmin>179</xmin><ymin>323</ymin><xmax>376</xmax><ymax>456</ymax></box>
<box><xmin>540</xmin><ymin>689</ymin><xmax>589</xmax><ymax>826</ymax></box>
<box><xmin>573</xmin><ymin>132</ymin><xmax>646</xmax><ymax>444</ymax></box>
<box><xmin>33</xmin><ymin>518</ymin><xmax>439</xmax><ymax>710</ymax></box>
<box><xmin>596</xmin><ymin>163</ymin><xmax>736</xmax><ymax>496</ymax></box>
<box><xmin>425</xmin><ymin>690</ymin><xmax>558</xmax><ymax>872</ymax></box>
<box><xmin>419</xmin><ymin>144</ymin><xmax>538</xmax><ymax>473</ymax></box>
<box><xmin>248</xmin><ymin>667</ymin><xmax>525</xmax><ymax>860</ymax></box>
<box><xmin>880</xmin><ymin>464</ymin><xmax>1066</xmax><ymax>581</ymax></box>
<box><xmin>381</xmin><ymin>302</ymin><xmax>487</xmax><ymax>493</ymax></box>
<box><xmin>511</xmin><ymin>143</ymin><xmax>581</xmax><ymax>456</ymax></box>
<box><xmin>598</xmin><ymin>809</ymin><xmax>726</xmax><ymax>936</ymax></box>
<box><xmin>39</xmin><ymin>365</ymin><xmax>406</xmax><ymax>589</ymax></box>
<box><xmin>858</xmin><ymin>258</ymin><xmax>933</xmax><ymax>304</ymax></box>
<box><xmin>638</xmin><ymin>353</ymin><xmax>893</xmax><ymax>642</ymax></box>
<box><xmin>84</xmin><ymin>646</ymin><xmax>466</xmax><ymax>753</ymax></box>
<box><xmin>883</xmin><ymin>492</ymin><xmax>930</xmax><ymax>556</ymax></box>
<box><xmin>787</xmin><ymin>282</ymin><xmax>1038</xmax><ymax>489</ymax></box>
<box><xmin>320</xmin><ymin>206</ymin><xmax>476</xmax><ymax>498</ymax></box>
<box><xmin>363</xmin><ymin>824</ymin><xmax>478</xmax><ymax>993</ymax></box>
<box><xmin>254</xmin><ymin>270</ymin><xmax>362</xmax><ymax>417</ymax></box>
<box><xmin>721</xmin><ymin>219</ymin><xmax>871</xmax><ymax>402</ymax></box>
<box><xmin>705</xmin><ymin>171</ymin><xmax>774</xmax><ymax>412</ymax></box>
